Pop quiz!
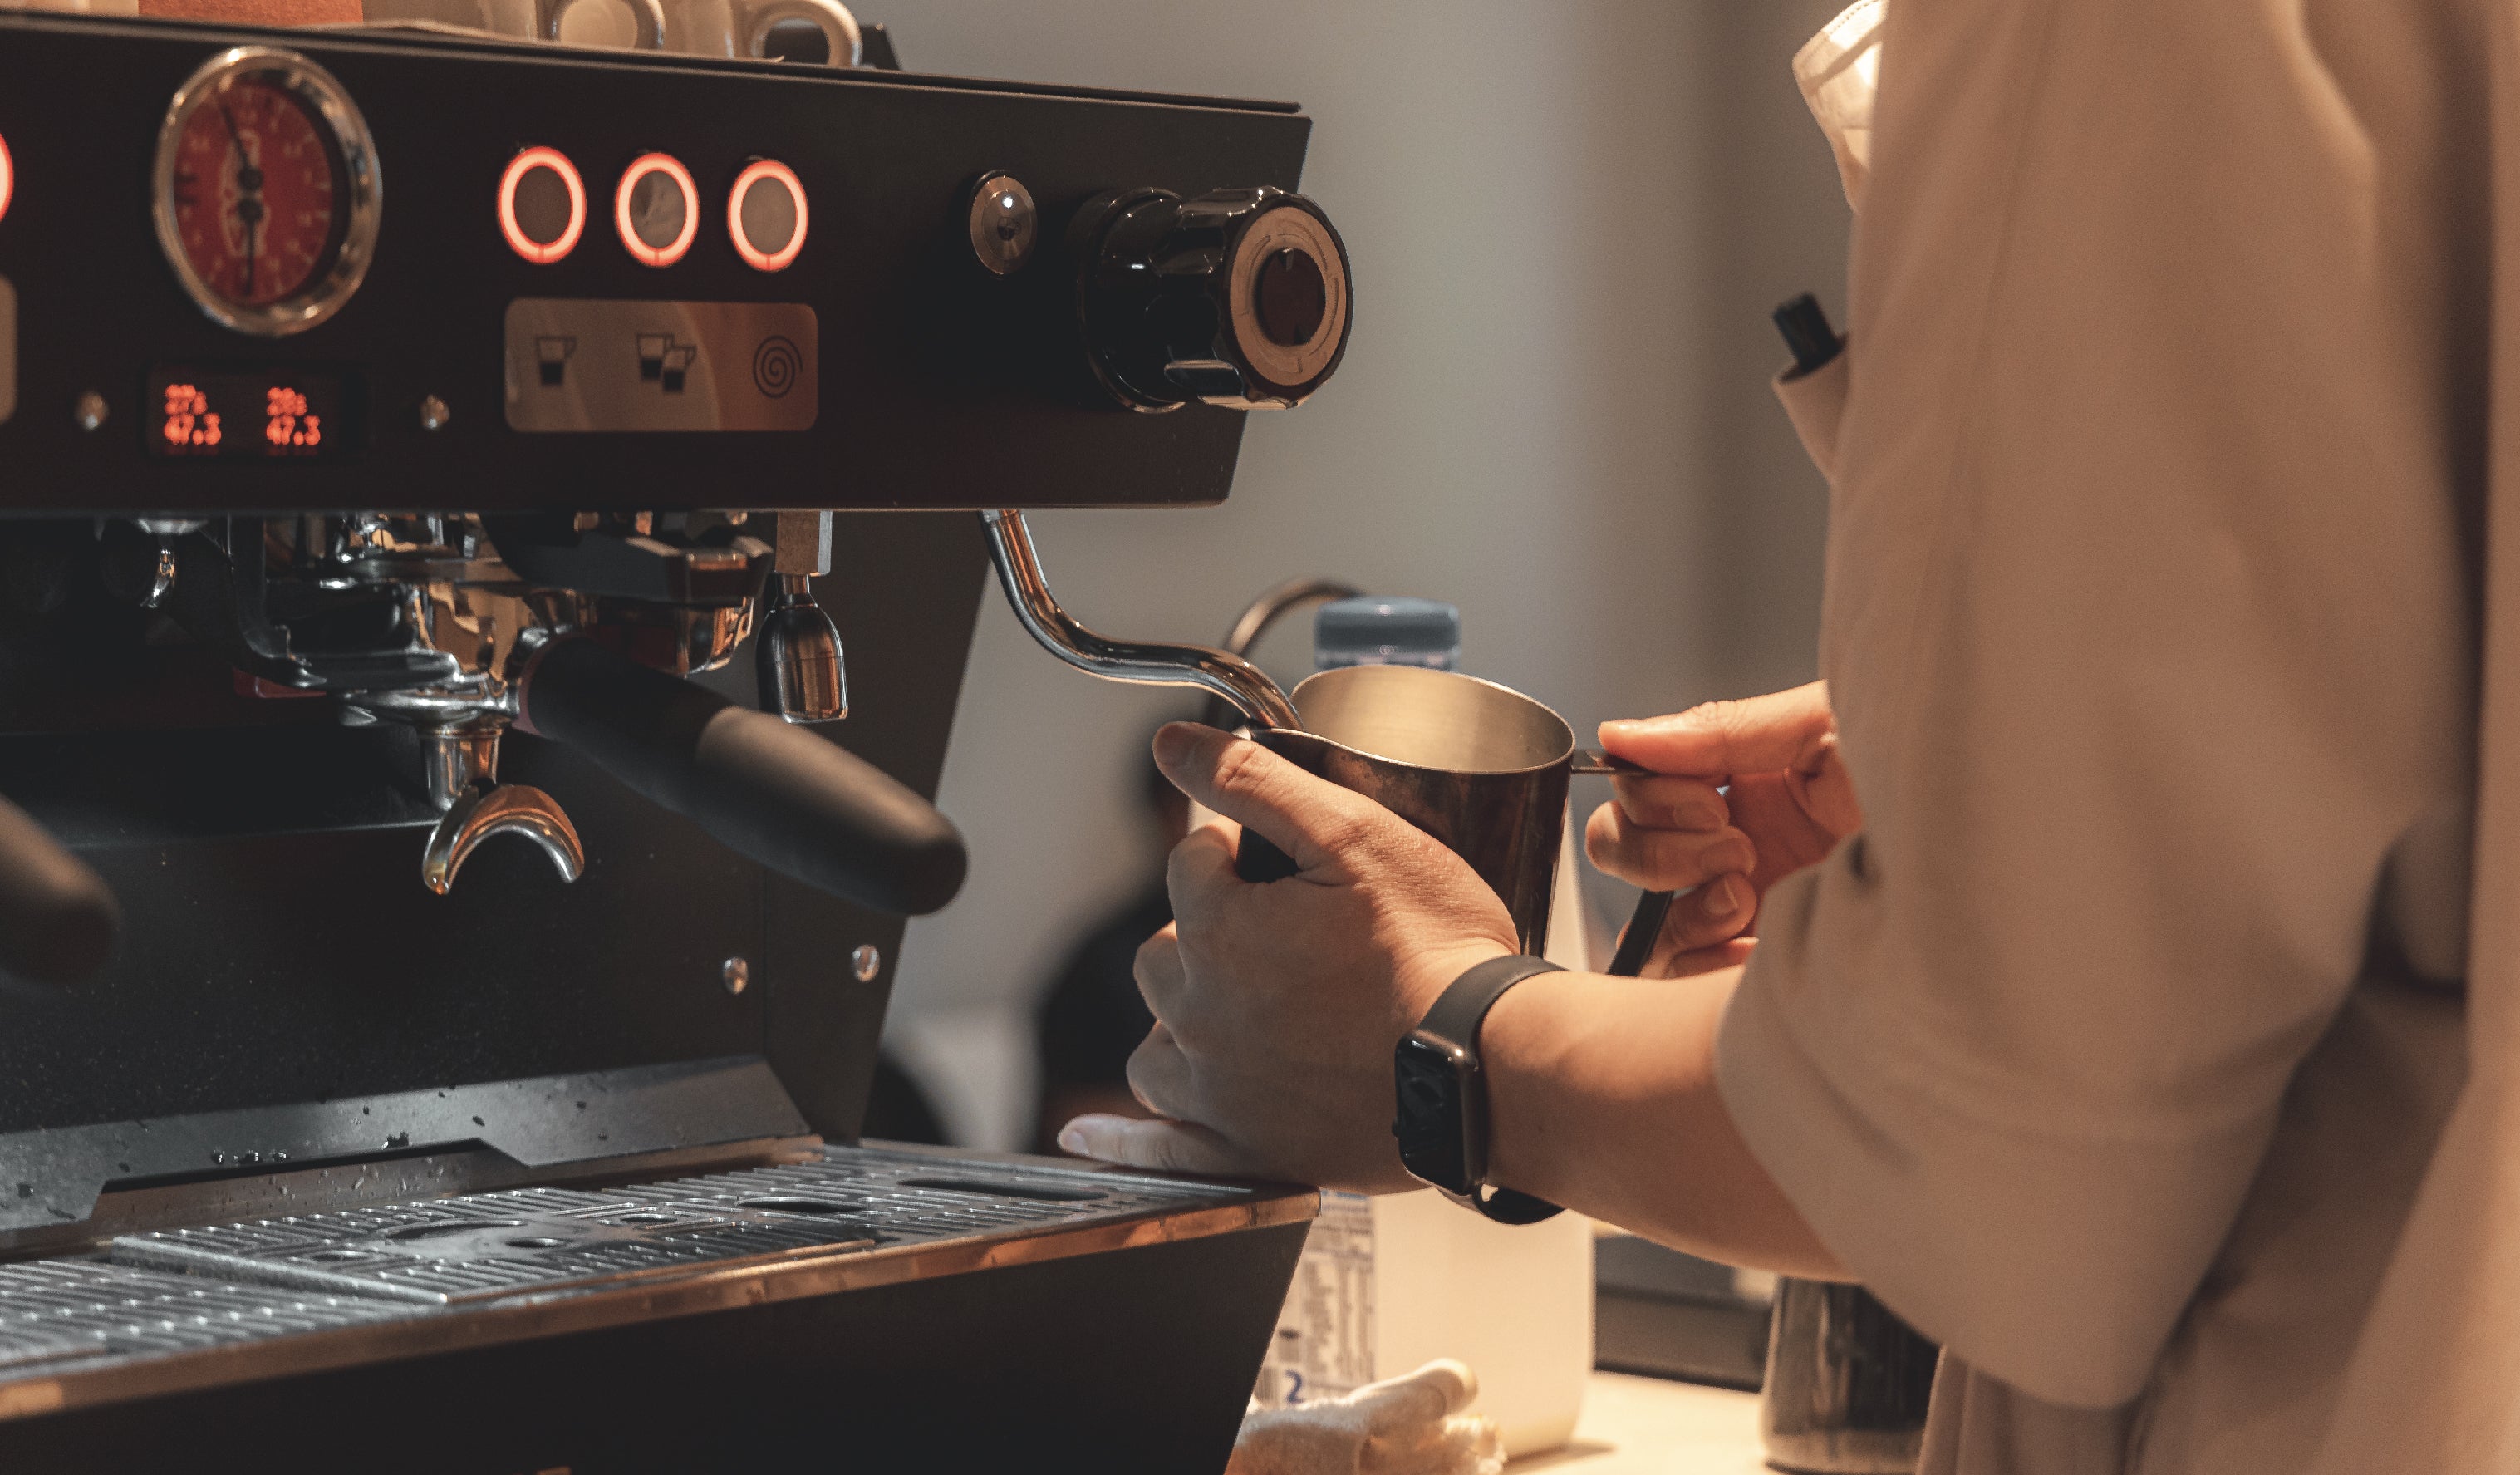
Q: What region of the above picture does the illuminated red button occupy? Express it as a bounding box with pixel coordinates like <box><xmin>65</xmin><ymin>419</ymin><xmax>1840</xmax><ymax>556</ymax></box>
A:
<box><xmin>499</xmin><ymin>146</ymin><xmax>585</xmax><ymax>265</ymax></box>
<box><xmin>616</xmin><ymin>153</ymin><xmax>698</xmax><ymax>268</ymax></box>
<box><xmin>0</xmin><ymin>133</ymin><xmax>13</xmax><ymax>225</ymax></box>
<box><xmin>728</xmin><ymin>160</ymin><xmax>806</xmax><ymax>273</ymax></box>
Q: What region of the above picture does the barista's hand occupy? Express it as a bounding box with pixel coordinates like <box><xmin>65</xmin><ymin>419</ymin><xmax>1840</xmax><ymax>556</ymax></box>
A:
<box><xmin>1589</xmin><ymin>681</ymin><xmax>1860</xmax><ymax>971</ymax></box>
<box><xmin>1058</xmin><ymin>721</ymin><xmax>1516</xmax><ymax>1188</ymax></box>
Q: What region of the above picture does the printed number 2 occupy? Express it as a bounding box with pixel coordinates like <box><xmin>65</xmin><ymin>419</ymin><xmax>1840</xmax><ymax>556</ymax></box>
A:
<box><xmin>1284</xmin><ymin>1371</ymin><xmax>1304</xmax><ymax>1404</ymax></box>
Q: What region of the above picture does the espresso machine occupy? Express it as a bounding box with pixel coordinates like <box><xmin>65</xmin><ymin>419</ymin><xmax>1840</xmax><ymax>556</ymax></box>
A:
<box><xmin>0</xmin><ymin>10</ymin><xmax>1353</xmax><ymax>1468</ymax></box>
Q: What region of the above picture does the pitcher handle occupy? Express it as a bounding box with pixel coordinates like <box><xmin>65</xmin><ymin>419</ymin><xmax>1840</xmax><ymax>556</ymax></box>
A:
<box><xmin>1569</xmin><ymin>748</ymin><xmax>1647</xmax><ymax>775</ymax></box>
<box><xmin>1572</xmin><ymin>749</ymin><xmax>1677</xmax><ymax>975</ymax></box>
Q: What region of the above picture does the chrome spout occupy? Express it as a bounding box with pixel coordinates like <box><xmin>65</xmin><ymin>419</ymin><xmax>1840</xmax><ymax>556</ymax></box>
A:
<box><xmin>760</xmin><ymin>513</ymin><xmax>847</xmax><ymax>724</ymax></box>
<box><xmin>414</xmin><ymin>720</ymin><xmax>584</xmax><ymax>895</ymax></box>
<box><xmin>978</xmin><ymin>509</ymin><xmax>1300</xmax><ymax>730</ymax></box>
<box><xmin>422</xmin><ymin>784</ymin><xmax>586</xmax><ymax>896</ymax></box>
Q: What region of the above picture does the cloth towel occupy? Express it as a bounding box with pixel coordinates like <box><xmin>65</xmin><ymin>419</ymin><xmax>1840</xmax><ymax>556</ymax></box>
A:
<box><xmin>1226</xmin><ymin>1360</ymin><xmax>1504</xmax><ymax>1475</ymax></box>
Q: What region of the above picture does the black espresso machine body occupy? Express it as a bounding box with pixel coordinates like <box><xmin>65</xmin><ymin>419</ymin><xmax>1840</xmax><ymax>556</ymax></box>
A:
<box><xmin>0</xmin><ymin>14</ymin><xmax>1346</xmax><ymax>1470</ymax></box>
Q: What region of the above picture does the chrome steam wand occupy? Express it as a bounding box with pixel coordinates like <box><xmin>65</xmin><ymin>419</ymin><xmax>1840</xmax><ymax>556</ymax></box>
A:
<box><xmin>977</xmin><ymin>509</ymin><xmax>1300</xmax><ymax>730</ymax></box>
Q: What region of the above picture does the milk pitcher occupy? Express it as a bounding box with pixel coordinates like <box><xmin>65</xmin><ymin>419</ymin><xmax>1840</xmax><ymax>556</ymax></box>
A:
<box><xmin>1234</xmin><ymin>662</ymin><xmax>1622</xmax><ymax>953</ymax></box>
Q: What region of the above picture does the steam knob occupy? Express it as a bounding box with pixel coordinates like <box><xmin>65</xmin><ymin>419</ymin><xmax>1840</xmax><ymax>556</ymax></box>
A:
<box><xmin>1076</xmin><ymin>186</ymin><xmax>1351</xmax><ymax>412</ymax></box>
<box><xmin>756</xmin><ymin>573</ymin><xmax>847</xmax><ymax>722</ymax></box>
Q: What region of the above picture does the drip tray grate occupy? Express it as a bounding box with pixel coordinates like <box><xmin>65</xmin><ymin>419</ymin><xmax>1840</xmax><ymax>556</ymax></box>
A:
<box><xmin>111</xmin><ymin>1186</ymin><xmax>881</xmax><ymax>1305</ymax></box>
<box><xmin>0</xmin><ymin>1148</ymin><xmax>1240</xmax><ymax>1379</ymax></box>
<box><xmin>105</xmin><ymin>1148</ymin><xmax>1211</xmax><ymax>1306</ymax></box>
<box><xmin>0</xmin><ymin>1260</ymin><xmax>415</xmax><ymax>1374</ymax></box>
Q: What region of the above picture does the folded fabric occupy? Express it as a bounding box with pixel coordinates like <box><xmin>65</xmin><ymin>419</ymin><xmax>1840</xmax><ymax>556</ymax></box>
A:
<box><xmin>1226</xmin><ymin>1359</ymin><xmax>1505</xmax><ymax>1475</ymax></box>
<box><xmin>1792</xmin><ymin>0</ymin><xmax>1885</xmax><ymax>207</ymax></box>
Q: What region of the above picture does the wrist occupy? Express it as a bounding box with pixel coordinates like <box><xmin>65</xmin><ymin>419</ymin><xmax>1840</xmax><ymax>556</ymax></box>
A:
<box><xmin>1395</xmin><ymin>937</ymin><xmax>1515</xmax><ymax>1033</ymax></box>
<box><xmin>1391</xmin><ymin>951</ymin><xmax>1566</xmax><ymax>1223</ymax></box>
<box><xmin>1476</xmin><ymin>966</ymin><xmax>1578</xmax><ymax>1197</ymax></box>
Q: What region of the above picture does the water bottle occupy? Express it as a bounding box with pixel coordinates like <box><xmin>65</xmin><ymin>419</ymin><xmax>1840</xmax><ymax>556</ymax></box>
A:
<box><xmin>1250</xmin><ymin>594</ymin><xmax>1594</xmax><ymax>1458</ymax></box>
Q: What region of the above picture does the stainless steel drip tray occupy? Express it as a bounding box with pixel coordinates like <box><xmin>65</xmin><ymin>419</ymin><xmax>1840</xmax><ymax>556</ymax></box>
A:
<box><xmin>0</xmin><ymin>1261</ymin><xmax>417</xmax><ymax>1377</ymax></box>
<box><xmin>106</xmin><ymin>1148</ymin><xmax>1215</xmax><ymax>1307</ymax></box>
<box><xmin>111</xmin><ymin>1187</ymin><xmax>879</xmax><ymax>1306</ymax></box>
<box><xmin>0</xmin><ymin>1144</ymin><xmax>1304</xmax><ymax>1422</ymax></box>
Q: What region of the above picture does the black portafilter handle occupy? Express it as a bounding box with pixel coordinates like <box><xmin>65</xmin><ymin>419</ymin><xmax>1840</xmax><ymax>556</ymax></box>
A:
<box><xmin>518</xmin><ymin>637</ymin><xmax>967</xmax><ymax>916</ymax></box>
<box><xmin>0</xmin><ymin>794</ymin><xmax>119</xmax><ymax>986</ymax></box>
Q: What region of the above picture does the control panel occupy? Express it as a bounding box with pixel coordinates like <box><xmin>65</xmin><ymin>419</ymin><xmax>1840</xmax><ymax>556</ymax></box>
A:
<box><xmin>0</xmin><ymin>13</ymin><xmax>1345</xmax><ymax>513</ymax></box>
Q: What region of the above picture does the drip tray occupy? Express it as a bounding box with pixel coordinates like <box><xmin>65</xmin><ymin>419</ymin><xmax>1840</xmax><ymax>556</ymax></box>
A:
<box><xmin>0</xmin><ymin>1147</ymin><xmax>1254</xmax><ymax>1394</ymax></box>
<box><xmin>111</xmin><ymin>1188</ymin><xmax>878</xmax><ymax>1305</ymax></box>
<box><xmin>0</xmin><ymin>1261</ymin><xmax>418</xmax><ymax>1374</ymax></box>
<box><xmin>102</xmin><ymin>1148</ymin><xmax>1194</xmax><ymax>1309</ymax></box>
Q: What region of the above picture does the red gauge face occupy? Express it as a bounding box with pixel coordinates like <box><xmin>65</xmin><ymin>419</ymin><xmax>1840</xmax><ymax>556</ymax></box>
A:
<box><xmin>169</xmin><ymin>79</ymin><xmax>343</xmax><ymax>307</ymax></box>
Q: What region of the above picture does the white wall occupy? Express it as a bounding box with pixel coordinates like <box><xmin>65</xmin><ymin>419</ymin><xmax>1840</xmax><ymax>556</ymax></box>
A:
<box><xmin>877</xmin><ymin>0</ymin><xmax>1855</xmax><ymax>1149</ymax></box>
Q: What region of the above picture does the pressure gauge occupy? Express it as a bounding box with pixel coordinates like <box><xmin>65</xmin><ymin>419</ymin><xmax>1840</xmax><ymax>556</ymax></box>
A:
<box><xmin>152</xmin><ymin>47</ymin><xmax>381</xmax><ymax>337</ymax></box>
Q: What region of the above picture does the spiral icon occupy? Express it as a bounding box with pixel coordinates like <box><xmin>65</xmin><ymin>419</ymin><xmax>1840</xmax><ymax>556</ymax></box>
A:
<box><xmin>752</xmin><ymin>335</ymin><xmax>802</xmax><ymax>399</ymax></box>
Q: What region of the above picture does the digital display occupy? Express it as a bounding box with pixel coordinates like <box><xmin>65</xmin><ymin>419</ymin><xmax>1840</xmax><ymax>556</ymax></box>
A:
<box><xmin>145</xmin><ymin>368</ymin><xmax>357</xmax><ymax>460</ymax></box>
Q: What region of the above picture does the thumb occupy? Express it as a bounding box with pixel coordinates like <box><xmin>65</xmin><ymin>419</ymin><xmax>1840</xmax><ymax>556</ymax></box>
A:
<box><xmin>1152</xmin><ymin>722</ymin><xmax>1398</xmax><ymax>879</ymax></box>
<box><xmin>1599</xmin><ymin>681</ymin><xmax>1835</xmax><ymax>779</ymax></box>
<box><xmin>1056</xmin><ymin>1114</ymin><xmax>1260</xmax><ymax>1177</ymax></box>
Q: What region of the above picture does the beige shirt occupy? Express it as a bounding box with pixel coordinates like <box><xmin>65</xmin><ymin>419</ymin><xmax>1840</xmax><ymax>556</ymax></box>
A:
<box><xmin>1721</xmin><ymin>0</ymin><xmax>2520</xmax><ymax>1468</ymax></box>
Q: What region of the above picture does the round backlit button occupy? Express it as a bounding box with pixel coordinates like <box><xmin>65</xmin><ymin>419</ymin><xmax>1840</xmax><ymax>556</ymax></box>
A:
<box><xmin>728</xmin><ymin>160</ymin><xmax>807</xmax><ymax>273</ymax></box>
<box><xmin>0</xmin><ymin>134</ymin><xmax>14</xmax><ymax>226</ymax></box>
<box><xmin>499</xmin><ymin>147</ymin><xmax>584</xmax><ymax>264</ymax></box>
<box><xmin>616</xmin><ymin>153</ymin><xmax>699</xmax><ymax>268</ymax></box>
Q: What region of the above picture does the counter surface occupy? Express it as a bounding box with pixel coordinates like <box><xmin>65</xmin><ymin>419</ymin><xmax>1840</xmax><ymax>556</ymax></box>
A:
<box><xmin>1513</xmin><ymin>1372</ymin><xmax>1768</xmax><ymax>1473</ymax></box>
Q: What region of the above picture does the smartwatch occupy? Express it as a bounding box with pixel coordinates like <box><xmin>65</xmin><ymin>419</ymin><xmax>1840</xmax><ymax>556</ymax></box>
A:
<box><xmin>1392</xmin><ymin>954</ymin><xmax>1565</xmax><ymax>1224</ymax></box>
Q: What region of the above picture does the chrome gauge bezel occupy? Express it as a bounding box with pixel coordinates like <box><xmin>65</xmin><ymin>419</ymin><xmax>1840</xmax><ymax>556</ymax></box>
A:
<box><xmin>151</xmin><ymin>47</ymin><xmax>383</xmax><ymax>338</ymax></box>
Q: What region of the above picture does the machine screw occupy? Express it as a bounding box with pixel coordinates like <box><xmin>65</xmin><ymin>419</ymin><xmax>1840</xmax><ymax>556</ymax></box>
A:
<box><xmin>418</xmin><ymin>395</ymin><xmax>451</xmax><ymax>431</ymax></box>
<box><xmin>850</xmin><ymin>944</ymin><xmax>881</xmax><ymax>982</ymax></box>
<box><xmin>722</xmin><ymin>956</ymin><xmax>750</xmax><ymax>996</ymax></box>
<box><xmin>967</xmin><ymin>171</ymin><xmax>1036</xmax><ymax>275</ymax></box>
<box><xmin>72</xmin><ymin>391</ymin><xmax>106</xmax><ymax>433</ymax></box>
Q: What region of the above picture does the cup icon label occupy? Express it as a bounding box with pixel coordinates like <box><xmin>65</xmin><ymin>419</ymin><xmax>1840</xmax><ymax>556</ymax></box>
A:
<box><xmin>636</xmin><ymin>334</ymin><xmax>699</xmax><ymax>393</ymax></box>
<box><xmin>504</xmin><ymin>299</ymin><xmax>817</xmax><ymax>432</ymax></box>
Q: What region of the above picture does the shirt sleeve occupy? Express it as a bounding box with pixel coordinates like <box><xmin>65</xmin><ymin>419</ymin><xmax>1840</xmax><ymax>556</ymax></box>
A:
<box><xmin>1717</xmin><ymin>0</ymin><xmax>2481</xmax><ymax>1409</ymax></box>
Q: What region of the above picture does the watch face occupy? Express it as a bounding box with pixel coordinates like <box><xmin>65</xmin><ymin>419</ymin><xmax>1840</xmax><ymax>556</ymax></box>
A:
<box><xmin>1393</xmin><ymin>1035</ymin><xmax>1474</xmax><ymax>1194</ymax></box>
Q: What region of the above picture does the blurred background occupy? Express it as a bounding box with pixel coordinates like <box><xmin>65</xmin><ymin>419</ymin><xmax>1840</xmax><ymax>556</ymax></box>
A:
<box><xmin>870</xmin><ymin>0</ymin><xmax>1855</xmax><ymax>1151</ymax></box>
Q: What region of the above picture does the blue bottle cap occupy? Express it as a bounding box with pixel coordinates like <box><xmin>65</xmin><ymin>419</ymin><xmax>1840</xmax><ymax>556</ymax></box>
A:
<box><xmin>1313</xmin><ymin>596</ymin><xmax>1461</xmax><ymax>671</ymax></box>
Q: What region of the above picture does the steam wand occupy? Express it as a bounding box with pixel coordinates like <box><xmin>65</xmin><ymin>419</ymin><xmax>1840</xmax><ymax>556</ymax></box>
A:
<box><xmin>977</xmin><ymin>509</ymin><xmax>1301</xmax><ymax>731</ymax></box>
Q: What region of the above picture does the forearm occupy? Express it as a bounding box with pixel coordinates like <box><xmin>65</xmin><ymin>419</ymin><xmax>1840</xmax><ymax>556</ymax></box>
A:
<box><xmin>1480</xmin><ymin>965</ymin><xmax>1848</xmax><ymax>1279</ymax></box>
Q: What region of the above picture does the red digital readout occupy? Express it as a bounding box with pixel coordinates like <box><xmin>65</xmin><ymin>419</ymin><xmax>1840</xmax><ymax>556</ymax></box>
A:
<box><xmin>161</xmin><ymin>381</ymin><xmax>223</xmax><ymax>451</ymax></box>
<box><xmin>263</xmin><ymin>384</ymin><xmax>321</xmax><ymax>450</ymax></box>
<box><xmin>151</xmin><ymin>372</ymin><xmax>345</xmax><ymax>460</ymax></box>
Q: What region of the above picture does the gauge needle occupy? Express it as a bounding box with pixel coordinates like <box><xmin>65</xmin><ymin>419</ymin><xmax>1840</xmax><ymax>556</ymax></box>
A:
<box><xmin>218</xmin><ymin>101</ymin><xmax>263</xmax><ymax>297</ymax></box>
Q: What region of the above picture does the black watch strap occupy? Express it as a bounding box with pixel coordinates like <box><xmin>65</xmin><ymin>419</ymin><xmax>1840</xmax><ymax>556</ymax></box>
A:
<box><xmin>1412</xmin><ymin>953</ymin><xmax>1565</xmax><ymax>1225</ymax></box>
<box><xmin>1417</xmin><ymin>953</ymin><xmax>1563</xmax><ymax>1056</ymax></box>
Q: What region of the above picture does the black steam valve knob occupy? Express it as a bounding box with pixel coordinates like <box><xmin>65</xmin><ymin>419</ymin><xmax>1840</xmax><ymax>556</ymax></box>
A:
<box><xmin>1075</xmin><ymin>185</ymin><xmax>1352</xmax><ymax>412</ymax></box>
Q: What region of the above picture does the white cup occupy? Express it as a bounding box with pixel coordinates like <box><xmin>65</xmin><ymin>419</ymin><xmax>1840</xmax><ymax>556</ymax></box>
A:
<box><xmin>661</xmin><ymin>0</ymin><xmax>859</xmax><ymax>62</ymax></box>
<box><xmin>359</xmin><ymin>0</ymin><xmax>662</xmax><ymax>49</ymax></box>
<box><xmin>362</xmin><ymin>0</ymin><xmax>855</xmax><ymax>60</ymax></box>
